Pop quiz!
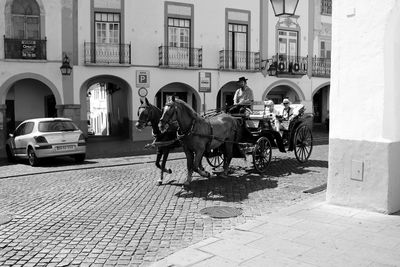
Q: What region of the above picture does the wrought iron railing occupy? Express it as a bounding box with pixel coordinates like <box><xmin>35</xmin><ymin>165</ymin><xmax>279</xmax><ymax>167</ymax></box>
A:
<box><xmin>268</xmin><ymin>54</ymin><xmax>308</xmax><ymax>76</ymax></box>
<box><xmin>312</xmin><ymin>56</ymin><xmax>331</xmax><ymax>77</ymax></box>
<box><xmin>4</xmin><ymin>36</ymin><xmax>47</xmax><ymax>60</ymax></box>
<box><xmin>321</xmin><ymin>0</ymin><xmax>332</xmax><ymax>15</ymax></box>
<box><xmin>219</xmin><ymin>50</ymin><xmax>260</xmax><ymax>71</ymax></box>
<box><xmin>158</xmin><ymin>46</ymin><xmax>202</xmax><ymax>68</ymax></box>
<box><xmin>84</xmin><ymin>42</ymin><xmax>131</xmax><ymax>64</ymax></box>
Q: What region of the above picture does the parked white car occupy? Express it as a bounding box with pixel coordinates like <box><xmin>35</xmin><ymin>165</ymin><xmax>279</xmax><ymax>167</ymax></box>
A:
<box><xmin>5</xmin><ymin>118</ymin><xmax>86</xmax><ymax>166</ymax></box>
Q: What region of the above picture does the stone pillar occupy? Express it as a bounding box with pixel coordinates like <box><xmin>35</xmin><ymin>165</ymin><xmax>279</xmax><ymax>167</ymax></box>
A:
<box><xmin>56</xmin><ymin>104</ymin><xmax>82</xmax><ymax>129</ymax></box>
<box><xmin>0</xmin><ymin>104</ymin><xmax>7</xmax><ymax>152</ymax></box>
<box><xmin>327</xmin><ymin>0</ymin><xmax>400</xmax><ymax>213</ymax></box>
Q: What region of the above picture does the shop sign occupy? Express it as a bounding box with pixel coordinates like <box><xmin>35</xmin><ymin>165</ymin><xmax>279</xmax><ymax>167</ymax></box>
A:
<box><xmin>199</xmin><ymin>72</ymin><xmax>211</xmax><ymax>92</ymax></box>
<box><xmin>21</xmin><ymin>40</ymin><xmax>37</xmax><ymax>59</ymax></box>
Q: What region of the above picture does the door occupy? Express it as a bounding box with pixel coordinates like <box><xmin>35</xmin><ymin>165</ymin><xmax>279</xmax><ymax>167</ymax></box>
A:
<box><xmin>13</xmin><ymin>122</ymin><xmax>33</xmax><ymax>156</ymax></box>
<box><xmin>168</xmin><ymin>18</ymin><xmax>191</xmax><ymax>66</ymax></box>
<box><xmin>278</xmin><ymin>30</ymin><xmax>298</xmax><ymax>70</ymax></box>
<box><xmin>95</xmin><ymin>12</ymin><xmax>120</xmax><ymax>63</ymax></box>
<box><xmin>228</xmin><ymin>23</ymin><xmax>248</xmax><ymax>69</ymax></box>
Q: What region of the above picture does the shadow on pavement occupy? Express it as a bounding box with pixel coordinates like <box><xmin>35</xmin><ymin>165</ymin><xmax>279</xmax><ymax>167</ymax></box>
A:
<box><xmin>171</xmin><ymin>158</ymin><xmax>328</xmax><ymax>202</ymax></box>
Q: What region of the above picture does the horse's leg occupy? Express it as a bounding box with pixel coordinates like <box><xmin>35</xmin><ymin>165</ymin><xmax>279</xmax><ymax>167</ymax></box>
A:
<box><xmin>158</xmin><ymin>150</ymin><xmax>171</xmax><ymax>185</ymax></box>
<box><xmin>155</xmin><ymin>149</ymin><xmax>162</xmax><ymax>170</ymax></box>
<box><xmin>222</xmin><ymin>144</ymin><xmax>234</xmax><ymax>176</ymax></box>
<box><xmin>183</xmin><ymin>148</ymin><xmax>194</xmax><ymax>188</ymax></box>
<box><xmin>193</xmin><ymin>150</ymin><xmax>210</xmax><ymax>178</ymax></box>
<box><xmin>162</xmin><ymin>149</ymin><xmax>172</xmax><ymax>174</ymax></box>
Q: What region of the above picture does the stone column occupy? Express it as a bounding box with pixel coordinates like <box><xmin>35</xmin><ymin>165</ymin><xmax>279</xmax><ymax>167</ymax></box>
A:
<box><xmin>327</xmin><ymin>0</ymin><xmax>400</xmax><ymax>213</ymax></box>
<box><xmin>0</xmin><ymin>104</ymin><xmax>7</xmax><ymax>152</ymax></box>
<box><xmin>56</xmin><ymin>104</ymin><xmax>83</xmax><ymax>129</ymax></box>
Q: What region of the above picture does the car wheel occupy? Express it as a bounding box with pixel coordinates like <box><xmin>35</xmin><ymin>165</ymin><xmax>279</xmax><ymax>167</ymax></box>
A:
<box><xmin>28</xmin><ymin>147</ymin><xmax>40</xmax><ymax>166</ymax></box>
<box><xmin>6</xmin><ymin>146</ymin><xmax>15</xmax><ymax>163</ymax></box>
<box><xmin>73</xmin><ymin>154</ymin><xmax>86</xmax><ymax>163</ymax></box>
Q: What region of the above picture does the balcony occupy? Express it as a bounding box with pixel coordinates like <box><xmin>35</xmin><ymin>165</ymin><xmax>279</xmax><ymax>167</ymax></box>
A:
<box><xmin>312</xmin><ymin>57</ymin><xmax>331</xmax><ymax>78</ymax></box>
<box><xmin>84</xmin><ymin>42</ymin><xmax>131</xmax><ymax>65</ymax></box>
<box><xmin>4</xmin><ymin>37</ymin><xmax>47</xmax><ymax>60</ymax></box>
<box><xmin>159</xmin><ymin>46</ymin><xmax>202</xmax><ymax>69</ymax></box>
<box><xmin>219</xmin><ymin>50</ymin><xmax>260</xmax><ymax>71</ymax></box>
<box><xmin>268</xmin><ymin>55</ymin><xmax>308</xmax><ymax>77</ymax></box>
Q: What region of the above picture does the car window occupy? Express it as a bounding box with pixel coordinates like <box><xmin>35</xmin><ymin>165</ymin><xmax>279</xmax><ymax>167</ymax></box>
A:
<box><xmin>38</xmin><ymin>120</ymin><xmax>79</xmax><ymax>132</ymax></box>
<box><xmin>14</xmin><ymin>123</ymin><xmax>26</xmax><ymax>137</ymax></box>
<box><xmin>23</xmin><ymin>122</ymin><xmax>34</xmax><ymax>135</ymax></box>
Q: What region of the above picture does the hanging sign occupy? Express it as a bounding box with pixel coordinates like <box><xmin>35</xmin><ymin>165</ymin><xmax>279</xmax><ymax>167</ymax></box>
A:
<box><xmin>199</xmin><ymin>72</ymin><xmax>211</xmax><ymax>92</ymax></box>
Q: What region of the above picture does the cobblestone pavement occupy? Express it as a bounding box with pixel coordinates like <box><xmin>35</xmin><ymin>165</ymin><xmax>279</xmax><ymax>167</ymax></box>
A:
<box><xmin>0</xmin><ymin>144</ymin><xmax>328</xmax><ymax>266</ymax></box>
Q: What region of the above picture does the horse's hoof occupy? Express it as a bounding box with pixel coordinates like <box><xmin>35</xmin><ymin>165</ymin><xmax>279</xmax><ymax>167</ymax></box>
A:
<box><xmin>182</xmin><ymin>182</ymin><xmax>191</xmax><ymax>191</ymax></box>
<box><xmin>168</xmin><ymin>169</ymin><xmax>172</xmax><ymax>174</ymax></box>
<box><xmin>157</xmin><ymin>180</ymin><xmax>162</xmax><ymax>186</ymax></box>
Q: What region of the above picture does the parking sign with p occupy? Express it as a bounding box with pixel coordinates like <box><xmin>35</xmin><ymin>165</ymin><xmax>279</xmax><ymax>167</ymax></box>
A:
<box><xmin>136</xmin><ymin>70</ymin><xmax>150</xmax><ymax>88</ymax></box>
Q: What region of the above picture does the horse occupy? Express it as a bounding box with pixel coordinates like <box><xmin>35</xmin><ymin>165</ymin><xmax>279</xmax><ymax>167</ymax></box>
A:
<box><xmin>135</xmin><ymin>97</ymin><xmax>180</xmax><ymax>185</ymax></box>
<box><xmin>158</xmin><ymin>97</ymin><xmax>247</xmax><ymax>188</ymax></box>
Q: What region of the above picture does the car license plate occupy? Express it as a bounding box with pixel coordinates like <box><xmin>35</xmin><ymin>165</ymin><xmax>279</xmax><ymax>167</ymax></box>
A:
<box><xmin>55</xmin><ymin>145</ymin><xmax>76</xmax><ymax>151</ymax></box>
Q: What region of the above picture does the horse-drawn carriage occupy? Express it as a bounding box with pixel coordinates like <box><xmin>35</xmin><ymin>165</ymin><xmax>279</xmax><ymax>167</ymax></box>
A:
<box><xmin>204</xmin><ymin>101</ymin><xmax>313</xmax><ymax>173</ymax></box>
<box><xmin>137</xmin><ymin>96</ymin><xmax>313</xmax><ymax>187</ymax></box>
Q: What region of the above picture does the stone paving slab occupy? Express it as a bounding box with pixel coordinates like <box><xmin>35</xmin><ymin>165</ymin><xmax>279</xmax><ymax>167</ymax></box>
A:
<box><xmin>153</xmin><ymin>194</ymin><xmax>400</xmax><ymax>267</ymax></box>
<box><xmin>0</xmin><ymin>145</ymin><xmax>329</xmax><ymax>266</ymax></box>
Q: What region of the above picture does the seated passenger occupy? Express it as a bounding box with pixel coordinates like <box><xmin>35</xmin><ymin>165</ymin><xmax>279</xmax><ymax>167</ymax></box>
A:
<box><xmin>264</xmin><ymin>100</ymin><xmax>280</xmax><ymax>131</ymax></box>
<box><xmin>280</xmin><ymin>98</ymin><xmax>294</xmax><ymax>131</ymax></box>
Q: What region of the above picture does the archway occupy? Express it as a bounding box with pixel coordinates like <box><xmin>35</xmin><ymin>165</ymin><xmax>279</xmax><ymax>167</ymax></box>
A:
<box><xmin>263</xmin><ymin>80</ymin><xmax>305</xmax><ymax>104</ymax></box>
<box><xmin>80</xmin><ymin>75</ymin><xmax>132</xmax><ymax>138</ymax></box>
<box><xmin>216</xmin><ymin>81</ymin><xmax>238</xmax><ymax>111</ymax></box>
<box><xmin>155</xmin><ymin>82</ymin><xmax>201</xmax><ymax>112</ymax></box>
<box><xmin>4</xmin><ymin>78</ymin><xmax>56</xmax><ymax>134</ymax></box>
<box><xmin>312</xmin><ymin>83</ymin><xmax>330</xmax><ymax>124</ymax></box>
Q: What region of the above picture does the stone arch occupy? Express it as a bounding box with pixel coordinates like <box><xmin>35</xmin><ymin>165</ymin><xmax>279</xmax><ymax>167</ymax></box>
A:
<box><xmin>79</xmin><ymin>75</ymin><xmax>133</xmax><ymax>137</ymax></box>
<box><xmin>155</xmin><ymin>82</ymin><xmax>201</xmax><ymax>112</ymax></box>
<box><xmin>0</xmin><ymin>72</ymin><xmax>61</xmax><ymax>105</ymax></box>
<box><xmin>312</xmin><ymin>81</ymin><xmax>330</xmax><ymax>97</ymax></box>
<box><xmin>216</xmin><ymin>81</ymin><xmax>238</xmax><ymax>111</ymax></box>
<box><xmin>262</xmin><ymin>79</ymin><xmax>305</xmax><ymax>101</ymax></box>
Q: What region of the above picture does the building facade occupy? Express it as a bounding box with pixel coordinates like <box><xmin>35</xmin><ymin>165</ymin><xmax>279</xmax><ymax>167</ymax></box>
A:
<box><xmin>0</xmin><ymin>0</ymin><xmax>331</xmax><ymax>151</ymax></box>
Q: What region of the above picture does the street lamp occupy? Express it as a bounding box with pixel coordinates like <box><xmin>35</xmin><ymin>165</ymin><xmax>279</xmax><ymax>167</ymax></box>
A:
<box><xmin>270</xmin><ymin>0</ymin><xmax>299</xmax><ymax>17</ymax></box>
<box><xmin>60</xmin><ymin>54</ymin><xmax>72</xmax><ymax>76</ymax></box>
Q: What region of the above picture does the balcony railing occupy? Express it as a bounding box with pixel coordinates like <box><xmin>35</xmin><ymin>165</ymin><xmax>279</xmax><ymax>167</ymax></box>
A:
<box><xmin>312</xmin><ymin>56</ymin><xmax>331</xmax><ymax>77</ymax></box>
<box><xmin>159</xmin><ymin>46</ymin><xmax>202</xmax><ymax>68</ymax></box>
<box><xmin>84</xmin><ymin>42</ymin><xmax>131</xmax><ymax>64</ymax></box>
<box><xmin>321</xmin><ymin>0</ymin><xmax>332</xmax><ymax>15</ymax></box>
<box><xmin>268</xmin><ymin>54</ymin><xmax>308</xmax><ymax>77</ymax></box>
<box><xmin>219</xmin><ymin>50</ymin><xmax>260</xmax><ymax>71</ymax></box>
<box><xmin>4</xmin><ymin>36</ymin><xmax>47</xmax><ymax>60</ymax></box>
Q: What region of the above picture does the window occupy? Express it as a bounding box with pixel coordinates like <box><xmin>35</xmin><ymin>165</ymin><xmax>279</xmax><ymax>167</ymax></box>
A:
<box><xmin>320</xmin><ymin>40</ymin><xmax>331</xmax><ymax>59</ymax></box>
<box><xmin>95</xmin><ymin>12</ymin><xmax>120</xmax><ymax>44</ymax></box>
<box><xmin>278</xmin><ymin>30</ymin><xmax>298</xmax><ymax>59</ymax></box>
<box><xmin>321</xmin><ymin>0</ymin><xmax>332</xmax><ymax>15</ymax></box>
<box><xmin>168</xmin><ymin>18</ymin><xmax>190</xmax><ymax>48</ymax></box>
<box><xmin>11</xmin><ymin>0</ymin><xmax>40</xmax><ymax>39</ymax></box>
<box><xmin>228</xmin><ymin>23</ymin><xmax>248</xmax><ymax>69</ymax></box>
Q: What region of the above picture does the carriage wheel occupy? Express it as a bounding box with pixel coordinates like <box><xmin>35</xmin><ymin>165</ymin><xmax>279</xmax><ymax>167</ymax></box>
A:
<box><xmin>294</xmin><ymin>125</ymin><xmax>313</xmax><ymax>163</ymax></box>
<box><xmin>206</xmin><ymin>150</ymin><xmax>224</xmax><ymax>168</ymax></box>
<box><xmin>252</xmin><ymin>137</ymin><xmax>272</xmax><ymax>173</ymax></box>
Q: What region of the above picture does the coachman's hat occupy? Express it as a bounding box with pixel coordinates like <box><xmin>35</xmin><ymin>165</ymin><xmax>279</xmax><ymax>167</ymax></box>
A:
<box><xmin>238</xmin><ymin>76</ymin><xmax>248</xmax><ymax>82</ymax></box>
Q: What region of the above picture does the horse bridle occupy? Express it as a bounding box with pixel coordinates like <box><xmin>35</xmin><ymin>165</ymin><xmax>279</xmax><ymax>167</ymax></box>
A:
<box><xmin>137</xmin><ymin>105</ymin><xmax>152</xmax><ymax>127</ymax></box>
<box><xmin>160</xmin><ymin>102</ymin><xmax>195</xmax><ymax>137</ymax></box>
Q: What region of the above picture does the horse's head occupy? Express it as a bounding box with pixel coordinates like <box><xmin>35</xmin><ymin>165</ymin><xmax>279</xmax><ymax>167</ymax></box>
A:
<box><xmin>135</xmin><ymin>97</ymin><xmax>153</xmax><ymax>130</ymax></box>
<box><xmin>159</xmin><ymin>97</ymin><xmax>178</xmax><ymax>133</ymax></box>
